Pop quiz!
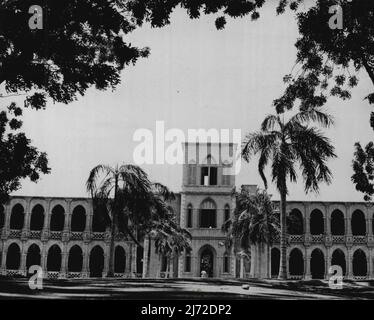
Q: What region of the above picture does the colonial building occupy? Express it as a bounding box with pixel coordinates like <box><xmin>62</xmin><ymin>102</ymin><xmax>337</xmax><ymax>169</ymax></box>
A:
<box><xmin>0</xmin><ymin>197</ymin><xmax>138</xmax><ymax>278</ymax></box>
<box><xmin>0</xmin><ymin>142</ymin><xmax>374</xmax><ymax>281</ymax></box>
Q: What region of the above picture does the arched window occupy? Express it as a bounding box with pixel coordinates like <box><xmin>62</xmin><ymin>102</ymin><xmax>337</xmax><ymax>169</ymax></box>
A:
<box><xmin>6</xmin><ymin>243</ymin><xmax>21</xmax><ymax>269</ymax></box>
<box><xmin>26</xmin><ymin>244</ymin><xmax>41</xmax><ymax>272</ymax></box>
<box><xmin>10</xmin><ymin>204</ymin><xmax>24</xmax><ymax>230</ymax></box>
<box><xmin>351</xmin><ymin>210</ymin><xmax>366</xmax><ymax>236</ymax></box>
<box><xmin>331</xmin><ymin>210</ymin><xmax>345</xmax><ymax>235</ymax></box>
<box><xmin>289</xmin><ymin>248</ymin><xmax>304</xmax><ymax>276</ymax></box>
<box><xmin>310</xmin><ymin>209</ymin><xmax>324</xmax><ymax>235</ymax></box>
<box><xmin>50</xmin><ymin>205</ymin><xmax>65</xmax><ymax>231</ymax></box>
<box><xmin>30</xmin><ymin>204</ymin><xmax>44</xmax><ymax>231</ymax></box>
<box><xmin>353</xmin><ymin>249</ymin><xmax>367</xmax><ymax>277</ymax></box>
<box><xmin>71</xmin><ymin>205</ymin><xmax>86</xmax><ymax>232</ymax></box>
<box><xmin>311</xmin><ymin>248</ymin><xmax>325</xmax><ymax>279</ymax></box>
<box><xmin>223</xmin><ymin>252</ymin><xmax>230</xmax><ymax>273</ymax></box>
<box><xmin>114</xmin><ymin>246</ymin><xmax>126</xmax><ymax>273</ymax></box>
<box><xmin>89</xmin><ymin>246</ymin><xmax>104</xmax><ymax>277</ymax></box>
<box><xmin>288</xmin><ymin>209</ymin><xmax>303</xmax><ymax>235</ymax></box>
<box><xmin>271</xmin><ymin>248</ymin><xmax>280</xmax><ymax>277</ymax></box>
<box><xmin>68</xmin><ymin>245</ymin><xmax>83</xmax><ymax>272</ymax></box>
<box><xmin>200</xmin><ymin>246</ymin><xmax>215</xmax><ymax>277</ymax></box>
<box><xmin>200</xmin><ymin>199</ymin><xmax>217</xmax><ymax>228</ymax></box>
<box><xmin>47</xmin><ymin>245</ymin><xmax>62</xmax><ymax>272</ymax></box>
<box><xmin>224</xmin><ymin>205</ymin><xmax>230</xmax><ymax>222</ymax></box>
<box><xmin>331</xmin><ymin>249</ymin><xmax>346</xmax><ymax>276</ymax></box>
<box><xmin>186</xmin><ymin>204</ymin><xmax>193</xmax><ymax>228</ymax></box>
<box><xmin>185</xmin><ymin>249</ymin><xmax>191</xmax><ymax>273</ymax></box>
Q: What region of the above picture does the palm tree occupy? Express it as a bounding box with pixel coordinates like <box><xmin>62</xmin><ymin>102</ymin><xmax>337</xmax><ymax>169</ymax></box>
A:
<box><xmin>241</xmin><ymin>108</ymin><xmax>336</xmax><ymax>279</ymax></box>
<box><xmin>153</xmin><ymin>209</ymin><xmax>192</xmax><ymax>278</ymax></box>
<box><xmin>223</xmin><ymin>187</ymin><xmax>279</xmax><ymax>278</ymax></box>
<box><xmin>86</xmin><ymin>164</ymin><xmax>171</xmax><ymax>277</ymax></box>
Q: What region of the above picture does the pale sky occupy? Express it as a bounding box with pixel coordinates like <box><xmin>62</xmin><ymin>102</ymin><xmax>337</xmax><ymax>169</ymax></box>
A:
<box><xmin>8</xmin><ymin>3</ymin><xmax>374</xmax><ymax>202</ymax></box>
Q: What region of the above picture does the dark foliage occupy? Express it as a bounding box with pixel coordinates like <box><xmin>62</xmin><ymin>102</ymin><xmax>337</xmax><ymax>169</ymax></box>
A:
<box><xmin>0</xmin><ymin>0</ymin><xmax>150</xmax><ymax>109</ymax></box>
<box><xmin>0</xmin><ymin>102</ymin><xmax>50</xmax><ymax>203</ymax></box>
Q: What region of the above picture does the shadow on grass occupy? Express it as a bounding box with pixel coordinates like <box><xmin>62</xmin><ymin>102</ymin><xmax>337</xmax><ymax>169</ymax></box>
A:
<box><xmin>0</xmin><ymin>276</ymin><xmax>373</xmax><ymax>299</ymax></box>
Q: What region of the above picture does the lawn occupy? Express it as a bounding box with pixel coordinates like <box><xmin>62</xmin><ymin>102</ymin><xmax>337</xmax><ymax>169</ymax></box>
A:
<box><xmin>0</xmin><ymin>277</ymin><xmax>373</xmax><ymax>299</ymax></box>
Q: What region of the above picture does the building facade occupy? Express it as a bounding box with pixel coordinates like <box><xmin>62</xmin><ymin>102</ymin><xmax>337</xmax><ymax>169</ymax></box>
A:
<box><xmin>0</xmin><ymin>197</ymin><xmax>138</xmax><ymax>278</ymax></box>
<box><xmin>0</xmin><ymin>142</ymin><xmax>374</xmax><ymax>280</ymax></box>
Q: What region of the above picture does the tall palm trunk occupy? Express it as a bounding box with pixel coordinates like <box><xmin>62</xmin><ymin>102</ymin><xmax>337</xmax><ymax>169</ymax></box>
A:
<box><xmin>158</xmin><ymin>255</ymin><xmax>162</xmax><ymax>278</ymax></box>
<box><xmin>278</xmin><ymin>188</ymin><xmax>288</xmax><ymax>280</ymax></box>
<box><xmin>142</xmin><ymin>235</ymin><xmax>151</xmax><ymax>278</ymax></box>
<box><xmin>107</xmin><ymin>176</ymin><xmax>119</xmax><ymax>277</ymax></box>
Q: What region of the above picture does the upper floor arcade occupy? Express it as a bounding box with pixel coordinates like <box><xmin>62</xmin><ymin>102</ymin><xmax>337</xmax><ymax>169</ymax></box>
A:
<box><xmin>0</xmin><ymin>197</ymin><xmax>122</xmax><ymax>242</ymax></box>
<box><xmin>275</xmin><ymin>201</ymin><xmax>374</xmax><ymax>246</ymax></box>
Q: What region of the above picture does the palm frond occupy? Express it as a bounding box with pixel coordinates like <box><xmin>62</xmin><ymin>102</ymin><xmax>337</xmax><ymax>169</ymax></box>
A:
<box><xmin>261</xmin><ymin>114</ymin><xmax>281</xmax><ymax>131</ymax></box>
<box><xmin>86</xmin><ymin>164</ymin><xmax>113</xmax><ymax>195</ymax></box>
<box><xmin>288</xmin><ymin>108</ymin><xmax>334</xmax><ymax>128</ymax></box>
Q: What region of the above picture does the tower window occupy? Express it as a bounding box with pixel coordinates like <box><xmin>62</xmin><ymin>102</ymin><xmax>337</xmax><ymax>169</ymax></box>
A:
<box><xmin>185</xmin><ymin>250</ymin><xmax>191</xmax><ymax>272</ymax></box>
<box><xmin>200</xmin><ymin>209</ymin><xmax>216</xmax><ymax>228</ymax></box>
<box><xmin>200</xmin><ymin>199</ymin><xmax>217</xmax><ymax>228</ymax></box>
<box><xmin>200</xmin><ymin>167</ymin><xmax>217</xmax><ymax>186</ymax></box>
<box><xmin>224</xmin><ymin>205</ymin><xmax>230</xmax><ymax>222</ymax></box>
<box><xmin>187</xmin><ymin>205</ymin><xmax>193</xmax><ymax>228</ymax></box>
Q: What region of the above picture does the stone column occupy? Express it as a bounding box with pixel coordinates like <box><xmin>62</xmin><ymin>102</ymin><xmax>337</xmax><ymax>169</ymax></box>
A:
<box><xmin>82</xmin><ymin>245</ymin><xmax>89</xmax><ymax>278</ymax></box>
<box><xmin>366</xmin><ymin>218</ymin><xmax>371</xmax><ymax>236</ymax></box>
<box><xmin>20</xmin><ymin>245</ymin><xmax>27</xmax><ymax>276</ymax></box>
<box><xmin>231</xmin><ymin>249</ymin><xmax>236</xmax><ymax>278</ymax></box>
<box><xmin>239</xmin><ymin>256</ymin><xmax>244</xmax><ymax>278</ymax></box>
<box><xmin>326</xmin><ymin>248</ymin><xmax>331</xmax><ymax>279</ymax></box>
<box><xmin>85</xmin><ymin>213</ymin><xmax>92</xmax><ymax>233</ymax></box>
<box><xmin>60</xmin><ymin>248</ymin><xmax>68</xmax><ymax>278</ymax></box>
<box><xmin>305</xmin><ymin>254</ymin><xmax>311</xmax><ymax>280</ymax></box>
<box><xmin>4</xmin><ymin>204</ymin><xmax>11</xmax><ymax>231</ymax></box>
<box><xmin>142</xmin><ymin>237</ymin><xmax>150</xmax><ymax>278</ymax></box>
<box><xmin>326</xmin><ymin>216</ymin><xmax>331</xmax><ymax>237</ymax></box>
<box><xmin>22</xmin><ymin>211</ymin><xmax>30</xmax><ymax>233</ymax></box>
<box><xmin>103</xmin><ymin>244</ymin><xmax>110</xmax><ymax>277</ymax></box>
<box><xmin>368</xmin><ymin>250</ymin><xmax>372</xmax><ymax>279</ymax></box>
<box><xmin>305</xmin><ymin>215</ymin><xmax>310</xmax><ymax>237</ymax></box>
<box><xmin>64</xmin><ymin>207</ymin><xmax>71</xmax><ymax>232</ymax></box>
<box><xmin>41</xmin><ymin>245</ymin><xmax>47</xmax><ymax>277</ymax></box>
<box><xmin>42</xmin><ymin>200</ymin><xmax>51</xmax><ymax>235</ymax></box>
<box><xmin>130</xmin><ymin>244</ymin><xmax>137</xmax><ymax>277</ymax></box>
<box><xmin>347</xmin><ymin>251</ymin><xmax>353</xmax><ymax>279</ymax></box>
<box><xmin>346</xmin><ymin>211</ymin><xmax>352</xmax><ymax>236</ymax></box>
<box><xmin>1</xmin><ymin>248</ymin><xmax>7</xmax><ymax>275</ymax></box>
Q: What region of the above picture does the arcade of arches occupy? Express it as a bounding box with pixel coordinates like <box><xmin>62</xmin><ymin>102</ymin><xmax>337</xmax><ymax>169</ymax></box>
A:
<box><xmin>2</xmin><ymin>197</ymin><xmax>374</xmax><ymax>279</ymax></box>
<box><xmin>0</xmin><ymin>198</ymin><xmax>136</xmax><ymax>278</ymax></box>
<box><xmin>270</xmin><ymin>246</ymin><xmax>371</xmax><ymax>279</ymax></box>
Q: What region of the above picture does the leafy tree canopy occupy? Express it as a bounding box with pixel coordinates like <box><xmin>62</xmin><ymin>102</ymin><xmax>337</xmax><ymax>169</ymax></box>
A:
<box><xmin>0</xmin><ymin>0</ymin><xmax>149</xmax><ymax>109</ymax></box>
<box><xmin>0</xmin><ymin>102</ymin><xmax>50</xmax><ymax>203</ymax></box>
